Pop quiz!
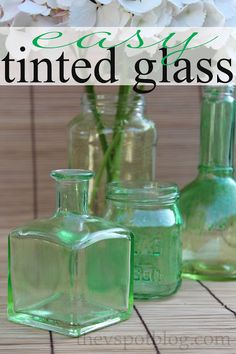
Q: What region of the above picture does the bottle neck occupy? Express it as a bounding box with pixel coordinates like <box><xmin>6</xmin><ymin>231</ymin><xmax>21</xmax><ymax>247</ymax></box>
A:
<box><xmin>199</xmin><ymin>87</ymin><xmax>235</xmax><ymax>177</ymax></box>
<box><xmin>56</xmin><ymin>180</ymin><xmax>89</xmax><ymax>215</ymax></box>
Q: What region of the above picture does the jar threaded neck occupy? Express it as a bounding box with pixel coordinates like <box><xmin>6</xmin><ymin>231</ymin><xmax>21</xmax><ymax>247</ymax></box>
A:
<box><xmin>81</xmin><ymin>93</ymin><xmax>145</xmax><ymax>116</ymax></box>
<box><xmin>106</xmin><ymin>181</ymin><xmax>179</xmax><ymax>206</ymax></box>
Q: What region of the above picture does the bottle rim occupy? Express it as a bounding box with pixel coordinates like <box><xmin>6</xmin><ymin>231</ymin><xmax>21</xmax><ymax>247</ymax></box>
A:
<box><xmin>106</xmin><ymin>181</ymin><xmax>179</xmax><ymax>205</ymax></box>
<box><xmin>202</xmin><ymin>85</ymin><xmax>235</xmax><ymax>98</ymax></box>
<box><xmin>81</xmin><ymin>92</ymin><xmax>145</xmax><ymax>112</ymax></box>
<box><xmin>81</xmin><ymin>92</ymin><xmax>144</xmax><ymax>100</ymax></box>
<box><xmin>51</xmin><ymin>169</ymin><xmax>94</xmax><ymax>181</ymax></box>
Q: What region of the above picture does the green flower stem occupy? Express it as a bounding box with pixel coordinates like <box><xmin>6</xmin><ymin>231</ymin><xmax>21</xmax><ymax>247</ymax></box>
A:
<box><xmin>111</xmin><ymin>86</ymin><xmax>132</xmax><ymax>180</ymax></box>
<box><xmin>90</xmin><ymin>128</ymin><xmax>123</xmax><ymax>211</ymax></box>
<box><xmin>111</xmin><ymin>87</ymin><xmax>144</xmax><ymax>181</ymax></box>
<box><xmin>114</xmin><ymin>86</ymin><xmax>131</xmax><ymax>126</ymax></box>
<box><xmin>85</xmin><ymin>86</ymin><xmax>112</xmax><ymax>180</ymax></box>
<box><xmin>87</xmin><ymin>85</ymin><xmax>137</xmax><ymax>210</ymax></box>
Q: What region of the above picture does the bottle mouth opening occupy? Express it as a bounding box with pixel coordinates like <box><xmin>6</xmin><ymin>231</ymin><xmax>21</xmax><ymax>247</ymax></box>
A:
<box><xmin>106</xmin><ymin>181</ymin><xmax>179</xmax><ymax>205</ymax></box>
<box><xmin>81</xmin><ymin>92</ymin><xmax>144</xmax><ymax>112</ymax></box>
<box><xmin>51</xmin><ymin>169</ymin><xmax>94</xmax><ymax>181</ymax></box>
<box><xmin>82</xmin><ymin>92</ymin><xmax>143</xmax><ymax>101</ymax></box>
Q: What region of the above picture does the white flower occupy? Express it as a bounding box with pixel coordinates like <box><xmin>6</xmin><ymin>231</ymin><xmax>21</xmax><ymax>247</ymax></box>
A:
<box><xmin>225</xmin><ymin>16</ymin><xmax>236</xmax><ymax>26</ymax></box>
<box><xmin>118</xmin><ymin>0</ymin><xmax>162</xmax><ymax>14</ymax></box>
<box><xmin>0</xmin><ymin>0</ymin><xmax>235</xmax><ymax>28</ymax></box>
<box><xmin>131</xmin><ymin>10</ymin><xmax>159</xmax><ymax>27</ymax></box>
<box><xmin>167</xmin><ymin>0</ymin><xmax>199</xmax><ymax>9</ymax></box>
<box><xmin>131</xmin><ymin>0</ymin><xmax>174</xmax><ymax>26</ymax></box>
<box><xmin>18</xmin><ymin>1</ymin><xmax>51</xmax><ymax>16</ymax></box>
<box><xmin>171</xmin><ymin>2</ymin><xmax>206</xmax><ymax>26</ymax></box>
<box><xmin>154</xmin><ymin>0</ymin><xmax>174</xmax><ymax>26</ymax></box>
<box><xmin>203</xmin><ymin>0</ymin><xmax>236</xmax><ymax>26</ymax></box>
<box><xmin>214</xmin><ymin>0</ymin><xmax>236</xmax><ymax>20</ymax></box>
<box><xmin>69</xmin><ymin>0</ymin><xmax>130</xmax><ymax>27</ymax></box>
<box><xmin>96</xmin><ymin>2</ymin><xmax>130</xmax><ymax>26</ymax></box>
<box><xmin>203</xmin><ymin>0</ymin><xmax>225</xmax><ymax>26</ymax></box>
<box><xmin>0</xmin><ymin>0</ymin><xmax>21</xmax><ymax>23</ymax></box>
<box><xmin>32</xmin><ymin>0</ymin><xmax>73</xmax><ymax>9</ymax></box>
<box><xmin>69</xmin><ymin>0</ymin><xmax>97</xmax><ymax>26</ymax></box>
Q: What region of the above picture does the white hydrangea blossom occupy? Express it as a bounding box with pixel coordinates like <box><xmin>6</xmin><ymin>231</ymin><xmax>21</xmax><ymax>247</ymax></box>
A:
<box><xmin>0</xmin><ymin>0</ymin><xmax>235</xmax><ymax>26</ymax></box>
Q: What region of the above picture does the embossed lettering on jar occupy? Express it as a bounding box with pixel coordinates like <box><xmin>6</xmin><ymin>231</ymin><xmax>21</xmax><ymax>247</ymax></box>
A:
<box><xmin>105</xmin><ymin>182</ymin><xmax>182</xmax><ymax>299</ymax></box>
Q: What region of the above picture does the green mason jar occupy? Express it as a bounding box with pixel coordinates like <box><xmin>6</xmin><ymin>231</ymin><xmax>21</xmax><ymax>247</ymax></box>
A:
<box><xmin>68</xmin><ymin>93</ymin><xmax>157</xmax><ymax>216</ymax></box>
<box><xmin>105</xmin><ymin>181</ymin><xmax>182</xmax><ymax>299</ymax></box>
<box><xmin>180</xmin><ymin>86</ymin><xmax>236</xmax><ymax>280</ymax></box>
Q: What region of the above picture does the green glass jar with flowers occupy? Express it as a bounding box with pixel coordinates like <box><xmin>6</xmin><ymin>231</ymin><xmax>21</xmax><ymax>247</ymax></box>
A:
<box><xmin>68</xmin><ymin>87</ymin><xmax>157</xmax><ymax>215</ymax></box>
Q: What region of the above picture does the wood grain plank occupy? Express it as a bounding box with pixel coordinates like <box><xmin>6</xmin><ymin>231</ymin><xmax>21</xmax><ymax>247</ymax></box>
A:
<box><xmin>0</xmin><ymin>86</ymin><xmax>34</xmax><ymax>230</ymax></box>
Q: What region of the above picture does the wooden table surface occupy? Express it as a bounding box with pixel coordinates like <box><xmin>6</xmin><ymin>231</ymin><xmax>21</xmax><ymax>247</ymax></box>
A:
<box><xmin>1</xmin><ymin>230</ymin><xmax>236</xmax><ymax>354</ymax></box>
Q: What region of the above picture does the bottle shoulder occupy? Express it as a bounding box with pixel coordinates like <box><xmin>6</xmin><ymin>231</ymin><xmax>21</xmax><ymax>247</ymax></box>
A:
<box><xmin>181</xmin><ymin>175</ymin><xmax>236</xmax><ymax>199</ymax></box>
<box><xmin>68</xmin><ymin>113</ymin><xmax>89</xmax><ymax>129</ymax></box>
<box><xmin>180</xmin><ymin>175</ymin><xmax>236</xmax><ymax>226</ymax></box>
<box><xmin>9</xmin><ymin>213</ymin><xmax>132</xmax><ymax>248</ymax></box>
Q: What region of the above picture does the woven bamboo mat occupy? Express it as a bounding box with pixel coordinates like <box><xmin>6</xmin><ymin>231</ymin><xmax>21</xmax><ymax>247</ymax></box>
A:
<box><xmin>1</xmin><ymin>231</ymin><xmax>236</xmax><ymax>354</ymax></box>
<box><xmin>0</xmin><ymin>86</ymin><xmax>236</xmax><ymax>353</ymax></box>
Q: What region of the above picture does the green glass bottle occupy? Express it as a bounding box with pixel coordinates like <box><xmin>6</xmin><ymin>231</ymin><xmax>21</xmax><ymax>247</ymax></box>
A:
<box><xmin>180</xmin><ymin>86</ymin><xmax>236</xmax><ymax>280</ymax></box>
<box><xmin>105</xmin><ymin>181</ymin><xmax>182</xmax><ymax>299</ymax></box>
<box><xmin>8</xmin><ymin>170</ymin><xmax>133</xmax><ymax>337</ymax></box>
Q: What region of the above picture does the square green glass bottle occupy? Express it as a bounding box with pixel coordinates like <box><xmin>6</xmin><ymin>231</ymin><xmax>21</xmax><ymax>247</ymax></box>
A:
<box><xmin>8</xmin><ymin>169</ymin><xmax>134</xmax><ymax>336</ymax></box>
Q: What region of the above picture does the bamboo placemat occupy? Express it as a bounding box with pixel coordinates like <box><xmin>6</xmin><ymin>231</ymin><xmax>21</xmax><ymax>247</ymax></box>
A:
<box><xmin>1</xmin><ymin>86</ymin><xmax>235</xmax><ymax>353</ymax></box>
<box><xmin>1</xmin><ymin>231</ymin><xmax>236</xmax><ymax>354</ymax></box>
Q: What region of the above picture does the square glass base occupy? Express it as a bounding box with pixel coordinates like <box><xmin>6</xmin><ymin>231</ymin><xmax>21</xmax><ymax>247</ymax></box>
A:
<box><xmin>8</xmin><ymin>309</ymin><xmax>130</xmax><ymax>337</ymax></box>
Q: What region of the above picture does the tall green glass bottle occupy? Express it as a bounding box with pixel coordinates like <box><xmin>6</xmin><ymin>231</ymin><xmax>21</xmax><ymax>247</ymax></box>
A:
<box><xmin>180</xmin><ymin>86</ymin><xmax>236</xmax><ymax>280</ymax></box>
